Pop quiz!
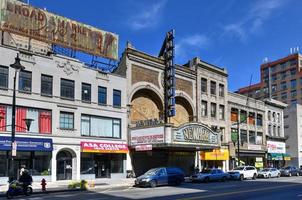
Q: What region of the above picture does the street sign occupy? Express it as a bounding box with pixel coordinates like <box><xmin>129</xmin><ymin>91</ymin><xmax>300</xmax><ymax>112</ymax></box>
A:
<box><xmin>12</xmin><ymin>141</ymin><xmax>17</xmax><ymax>157</ymax></box>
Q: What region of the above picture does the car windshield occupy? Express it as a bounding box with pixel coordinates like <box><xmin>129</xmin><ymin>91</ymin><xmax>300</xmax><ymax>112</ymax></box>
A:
<box><xmin>201</xmin><ymin>169</ymin><xmax>212</xmax><ymax>174</ymax></box>
<box><xmin>261</xmin><ymin>169</ymin><xmax>270</xmax><ymax>172</ymax></box>
<box><xmin>233</xmin><ymin>167</ymin><xmax>245</xmax><ymax>170</ymax></box>
<box><xmin>144</xmin><ymin>168</ymin><xmax>160</xmax><ymax>176</ymax></box>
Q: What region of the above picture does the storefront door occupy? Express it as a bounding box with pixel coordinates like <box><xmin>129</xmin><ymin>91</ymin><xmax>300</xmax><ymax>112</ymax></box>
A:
<box><xmin>56</xmin><ymin>151</ymin><xmax>72</xmax><ymax>180</ymax></box>
<box><xmin>95</xmin><ymin>154</ymin><xmax>111</xmax><ymax>178</ymax></box>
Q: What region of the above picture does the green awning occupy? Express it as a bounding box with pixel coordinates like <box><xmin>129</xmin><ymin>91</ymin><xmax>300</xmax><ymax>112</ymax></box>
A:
<box><xmin>268</xmin><ymin>153</ymin><xmax>283</xmax><ymax>160</ymax></box>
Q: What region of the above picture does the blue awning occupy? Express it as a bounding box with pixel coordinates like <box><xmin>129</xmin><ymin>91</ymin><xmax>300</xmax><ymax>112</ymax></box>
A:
<box><xmin>0</xmin><ymin>136</ymin><xmax>53</xmax><ymax>151</ymax></box>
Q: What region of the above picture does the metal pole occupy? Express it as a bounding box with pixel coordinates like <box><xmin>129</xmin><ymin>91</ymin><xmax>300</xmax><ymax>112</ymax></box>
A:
<box><xmin>237</xmin><ymin>119</ymin><xmax>240</xmax><ymax>167</ymax></box>
<box><xmin>10</xmin><ymin>70</ymin><xmax>17</xmax><ymax>182</ymax></box>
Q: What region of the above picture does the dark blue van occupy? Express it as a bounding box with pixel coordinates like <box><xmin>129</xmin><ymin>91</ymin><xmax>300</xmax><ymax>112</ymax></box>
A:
<box><xmin>135</xmin><ymin>167</ymin><xmax>185</xmax><ymax>188</ymax></box>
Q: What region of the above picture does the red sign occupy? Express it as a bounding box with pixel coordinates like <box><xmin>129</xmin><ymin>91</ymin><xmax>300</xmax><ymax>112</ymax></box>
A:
<box><xmin>81</xmin><ymin>142</ymin><xmax>128</xmax><ymax>153</ymax></box>
<box><xmin>135</xmin><ymin>145</ymin><xmax>152</xmax><ymax>151</ymax></box>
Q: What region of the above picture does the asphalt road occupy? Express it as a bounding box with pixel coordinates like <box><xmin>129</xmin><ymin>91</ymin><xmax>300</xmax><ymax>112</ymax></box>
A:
<box><xmin>11</xmin><ymin>176</ymin><xmax>302</xmax><ymax>200</ymax></box>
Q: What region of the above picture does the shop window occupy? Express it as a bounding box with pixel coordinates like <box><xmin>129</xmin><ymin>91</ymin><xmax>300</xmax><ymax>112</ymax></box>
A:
<box><xmin>219</xmin><ymin>84</ymin><xmax>224</xmax><ymax>97</ymax></box>
<box><xmin>240</xmin><ymin>130</ymin><xmax>248</xmax><ymax>145</ymax></box>
<box><xmin>0</xmin><ymin>66</ymin><xmax>8</xmax><ymax>89</ymax></box>
<box><xmin>201</xmin><ymin>101</ymin><xmax>207</xmax><ymax>117</ymax></box>
<box><xmin>210</xmin><ymin>81</ymin><xmax>216</xmax><ymax>96</ymax></box>
<box><xmin>210</xmin><ymin>103</ymin><xmax>216</xmax><ymax>118</ymax></box>
<box><xmin>81</xmin><ymin>115</ymin><xmax>121</xmax><ymax>138</ymax></box>
<box><xmin>111</xmin><ymin>154</ymin><xmax>124</xmax><ymax>173</ymax></box>
<box><xmin>98</xmin><ymin>86</ymin><xmax>107</xmax><ymax>105</ymax></box>
<box><xmin>0</xmin><ymin>151</ymin><xmax>7</xmax><ymax>177</ymax></box>
<box><xmin>256</xmin><ymin>132</ymin><xmax>263</xmax><ymax>145</ymax></box>
<box><xmin>60</xmin><ymin>112</ymin><xmax>74</xmax><ymax>130</ymax></box>
<box><xmin>219</xmin><ymin>105</ymin><xmax>225</xmax><ymax>120</ymax></box>
<box><xmin>240</xmin><ymin>110</ymin><xmax>247</xmax><ymax>123</ymax></box>
<box><xmin>19</xmin><ymin>70</ymin><xmax>32</xmax><ymax>92</ymax></box>
<box><xmin>41</xmin><ymin>74</ymin><xmax>53</xmax><ymax>96</ymax></box>
<box><xmin>80</xmin><ymin>153</ymin><xmax>95</xmax><ymax>175</ymax></box>
<box><xmin>256</xmin><ymin>114</ymin><xmax>263</xmax><ymax>126</ymax></box>
<box><xmin>231</xmin><ymin>108</ymin><xmax>238</xmax><ymax>122</ymax></box>
<box><xmin>248</xmin><ymin>112</ymin><xmax>255</xmax><ymax>125</ymax></box>
<box><xmin>201</xmin><ymin>78</ymin><xmax>207</xmax><ymax>93</ymax></box>
<box><xmin>82</xmin><ymin>83</ymin><xmax>91</xmax><ymax>103</ymax></box>
<box><xmin>60</xmin><ymin>79</ymin><xmax>74</xmax><ymax>100</ymax></box>
<box><xmin>32</xmin><ymin>152</ymin><xmax>51</xmax><ymax>176</ymax></box>
<box><xmin>249</xmin><ymin>131</ymin><xmax>256</xmax><ymax>144</ymax></box>
<box><xmin>113</xmin><ymin>89</ymin><xmax>121</xmax><ymax>107</ymax></box>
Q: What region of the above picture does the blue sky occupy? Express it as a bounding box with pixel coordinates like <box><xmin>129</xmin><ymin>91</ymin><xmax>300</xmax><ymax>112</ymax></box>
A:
<box><xmin>29</xmin><ymin>0</ymin><xmax>301</xmax><ymax>91</ymax></box>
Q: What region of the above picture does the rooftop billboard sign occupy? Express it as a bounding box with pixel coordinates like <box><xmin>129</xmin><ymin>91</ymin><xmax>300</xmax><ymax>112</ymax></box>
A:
<box><xmin>0</xmin><ymin>0</ymin><xmax>118</xmax><ymax>60</ymax></box>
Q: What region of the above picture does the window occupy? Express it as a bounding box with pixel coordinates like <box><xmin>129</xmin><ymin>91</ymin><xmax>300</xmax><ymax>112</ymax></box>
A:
<box><xmin>201</xmin><ymin>78</ymin><xmax>207</xmax><ymax>93</ymax></box>
<box><xmin>291</xmin><ymin>79</ymin><xmax>297</xmax><ymax>88</ymax></box>
<box><xmin>281</xmin><ymin>92</ymin><xmax>287</xmax><ymax>99</ymax></box>
<box><xmin>201</xmin><ymin>101</ymin><xmax>207</xmax><ymax>117</ymax></box>
<box><xmin>219</xmin><ymin>84</ymin><xmax>224</xmax><ymax>97</ymax></box>
<box><xmin>98</xmin><ymin>86</ymin><xmax>107</xmax><ymax>105</ymax></box>
<box><xmin>300</xmin><ymin>77</ymin><xmax>302</xmax><ymax>85</ymax></box>
<box><xmin>273</xmin><ymin>125</ymin><xmax>276</xmax><ymax>136</ymax></box>
<box><xmin>291</xmin><ymin>90</ymin><xmax>297</xmax><ymax>98</ymax></box>
<box><xmin>220</xmin><ymin>127</ymin><xmax>225</xmax><ymax>143</ymax></box>
<box><xmin>81</xmin><ymin>115</ymin><xmax>121</xmax><ymax>138</ymax></box>
<box><xmin>277</xmin><ymin>113</ymin><xmax>280</xmax><ymax>123</ymax></box>
<box><xmin>240</xmin><ymin>130</ymin><xmax>248</xmax><ymax>145</ymax></box>
<box><xmin>268</xmin><ymin>124</ymin><xmax>272</xmax><ymax>135</ymax></box>
<box><xmin>82</xmin><ymin>83</ymin><xmax>91</xmax><ymax>102</ymax></box>
<box><xmin>249</xmin><ymin>131</ymin><xmax>256</xmax><ymax>144</ymax></box>
<box><xmin>290</xmin><ymin>68</ymin><xmax>297</xmax><ymax>76</ymax></box>
<box><xmin>256</xmin><ymin>132</ymin><xmax>263</xmax><ymax>144</ymax></box>
<box><xmin>231</xmin><ymin>108</ymin><xmax>238</xmax><ymax>122</ymax></box>
<box><xmin>272</xmin><ymin>112</ymin><xmax>276</xmax><ymax>122</ymax></box>
<box><xmin>281</xmin><ymin>82</ymin><xmax>287</xmax><ymax>90</ymax></box>
<box><xmin>290</xmin><ymin>59</ymin><xmax>297</xmax><ymax>66</ymax></box>
<box><xmin>219</xmin><ymin>105</ymin><xmax>225</xmax><ymax>120</ymax></box>
<box><xmin>267</xmin><ymin>111</ymin><xmax>271</xmax><ymax>121</ymax></box>
<box><xmin>248</xmin><ymin>112</ymin><xmax>255</xmax><ymax>125</ymax></box>
<box><xmin>240</xmin><ymin>110</ymin><xmax>247</xmax><ymax>123</ymax></box>
<box><xmin>277</xmin><ymin>126</ymin><xmax>281</xmax><ymax>137</ymax></box>
<box><xmin>0</xmin><ymin>66</ymin><xmax>8</xmax><ymax>89</ymax></box>
<box><xmin>19</xmin><ymin>70</ymin><xmax>32</xmax><ymax>92</ymax></box>
<box><xmin>272</xmin><ymin>74</ymin><xmax>277</xmax><ymax>81</ymax></box>
<box><xmin>281</xmin><ymin>72</ymin><xmax>287</xmax><ymax>80</ymax></box>
<box><xmin>113</xmin><ymin>90</ymin><xmax>121</xmax><ymax>107</ymax></box>
<box><xmin>291</xmin><ymin>99</ymin><xmax>297</xmax><ymax>105</ymax></box>
<box><xmin>111</xmin><ymin>154</ymin><xmax>124</xmax><ymax>173</ymax></box>
<box><xmin>210</xmin><ymin>81</ymin><xmax>216</xmax><ymax>95</ymax></box>
<box><xmin>59</xmin><ymin>112</ymin><xmax>74</xmax><ymax>129</ymax></box>
<box><xmin>257</xmin><ymin>114</ymin><xmax>263</xmax><ymax>126</ymax></box>
<box><xmin>210</xmin><ymin>103</ymin><xmax>216</xmax><ymax>118</ymax></box>
<box><xmin>41</xmin><ymin>75</ymin><xmax>53</xmax><ymax>96</ymax></box>
<box><xmin>60</xmin><ymin>79</ymin><xmax>74</xmax><ymax>100</ymax></box>
<box><xmin>272</xmin><ymin>84</ymin><xmax>277</xmax><ymax>92</ymax></box>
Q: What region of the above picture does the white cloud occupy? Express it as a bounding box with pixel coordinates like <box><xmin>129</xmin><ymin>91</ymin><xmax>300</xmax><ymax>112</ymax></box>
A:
<box><xmin>223</xmin><ymin>0</ymin><xmax>285</xmax><ymax>41</ymax></box>
<box><xmin>128</xmin><ymin>1</ymin><xmax>166</xmax><ymax>30</ymax></box>
<box><xmin>175</xmin><ymin>34</ymin><xmax>210</xmax><ymax>63</ymax></box>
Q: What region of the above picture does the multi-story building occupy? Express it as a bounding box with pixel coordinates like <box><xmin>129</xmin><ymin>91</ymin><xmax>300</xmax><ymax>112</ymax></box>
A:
<box><xmin>116</xmin><ymin>44</ymin><xmax>229</xmax><ymax>176</ymax></box>
<box><xmin>284</xmin><ymin>104</ymin><xmax>302</xmax><ymax>167</ymax></box>
<box><xmin>228</xmin><ymin>92</ymin><xmax>266</xmax><ymax>169</ymax></box>
<box><xmin>238</xmin><ymin>53</ymin><xmax>302</xmax><ymax>106</ymax></box>
<box><xmin>264</xmin><ymin>99</ymin><xmax>287</xmax><ymax>168</ymax></box>
<box><xmin>0</xmin><ymin>0</ymin><xmax>127</xmax><ymax>184</ymax></box>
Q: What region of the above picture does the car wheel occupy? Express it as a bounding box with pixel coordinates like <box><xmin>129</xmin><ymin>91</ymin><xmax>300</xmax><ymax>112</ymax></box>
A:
<box><xmin>204</xmin><ymin>177</ymin><xmax>210</xmax><ymax>183</ymax></box>
<box><xmin>289</xmin><ymin>173</ymin><xmax>292</xmax><ymax>177</ymax></box>
<box><xmin>222</xmin><ymin>176</ymin><xmax>227</xmax><ymax>182</ymax></box>
<box><xmin>27</xmin><ymin>187</ymin><xmax>33</xmax><ymax>195</ymax></box>
<box><xmin>240</xmin><ymin>174</ymin><xmax>244</xmax><ymax>181</ymax></box>
<box><xmin>252</xmin><ymin>173</ymin><xmax>257</xmax><ymax>180</ymax></box>
<box><xmin>150</xmin><ymin>180</ymin><xmax>157</xmax><ymax>188</ymax></box>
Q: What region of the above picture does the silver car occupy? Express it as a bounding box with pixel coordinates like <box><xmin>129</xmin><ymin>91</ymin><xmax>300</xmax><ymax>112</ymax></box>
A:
<box><xmin>257</xmin><ymin>168</ymin><xmax>280</xmax><ymax>178</ymax></box>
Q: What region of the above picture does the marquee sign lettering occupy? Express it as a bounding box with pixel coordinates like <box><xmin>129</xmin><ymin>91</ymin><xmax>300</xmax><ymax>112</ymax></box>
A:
<box><xmin>0</xmin><ymin>0</ymin><xmax>118</xmax><ymax>60</ymax></box>
<box><xmin>174</xmin><ymin>123</ymin><xmax>219</xmax><ymax>146</ymax></box>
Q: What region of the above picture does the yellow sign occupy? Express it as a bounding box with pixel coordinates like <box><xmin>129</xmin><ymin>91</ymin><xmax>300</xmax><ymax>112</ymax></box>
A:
<box><xmin>0</xmin><ymin>0</ymin><xmax>118</xmax><ymax>60</ymax></box>
<box><xmin>255</xmin><ymin>162</ymin><xmax>263</xmax><ymax>168</ymax></box>
<box><xmin>200</xmin><ymin>149</ymin><xmax>229</xmax><ymax>161</ymax></box>
<box><xmin>284</xmin><ymin>156</ymin><xmax>291</xmax><ymax>161</ymax></box>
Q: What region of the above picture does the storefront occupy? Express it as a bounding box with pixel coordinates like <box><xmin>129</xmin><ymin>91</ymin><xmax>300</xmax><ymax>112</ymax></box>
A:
<box><xmin>129</xmin><ymin>123</ymin><xmax>220</xmax><ymax>176</ymax></box>
<box><xmin>200</xmin><ymin>149</ymin><xmax>229</xmax><ymax>170</ymax></box>
<box><xmin>267</xmin><ymin>141</ymin><xmax>286</xmax><ymax>168</ymax></box>
<box><xmin>0</xmin><ymin>136</ymin><xmax>53</xmax><ymax>184</ymax></box>
<box><xmin>80</xmin><ymin>141</ymin><xmax>128</xmax><ymax>179</ymax></box>
<box><xmin>236</xmin><ymin>144</ymin><xmax>266</xmax><ymax>169</ymax></box>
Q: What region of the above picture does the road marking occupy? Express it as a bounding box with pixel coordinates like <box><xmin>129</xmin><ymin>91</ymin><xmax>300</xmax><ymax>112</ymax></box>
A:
<box><xmin>177</xmin><ymin>183</ymin><xmax>301</xmax><ymax>200</ymax></box>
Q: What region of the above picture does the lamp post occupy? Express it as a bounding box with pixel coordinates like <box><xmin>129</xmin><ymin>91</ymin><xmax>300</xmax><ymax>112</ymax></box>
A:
<box><xmin>9</xmin><ymin>54</ymin><xmax>25</xmax><ymax>182</ymax></box>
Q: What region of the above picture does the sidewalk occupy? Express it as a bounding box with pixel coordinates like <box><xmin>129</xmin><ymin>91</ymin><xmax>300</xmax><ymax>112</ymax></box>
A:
<box><xmin>0</xmin><ymin>178</ymin><xmax>135</xmax><ymax>197</ymax></box>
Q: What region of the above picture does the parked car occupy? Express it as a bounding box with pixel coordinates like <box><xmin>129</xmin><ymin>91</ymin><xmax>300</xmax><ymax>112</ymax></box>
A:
<box><xmin>134</xmin><ymin>167</ymin><xmax>184</xmax><ymax>188</ymax></box>
<box><xmin>227</xmin><ymin>171</ymin><xmax>241</xmax><ymax>180</ymax></box>
<box><xmin>190</xmin><ymin>169</ymin><xmax>230</xmax><ymax>183</ymax></box>
<box><xmin>228</xmin><ymin>166</ymin><xmax>258</xmax><ymax>180</ymax></box>
<box><xmin>257</xmin><ymin>168</ymin><xmax>280</xmax><ymax>178</ymax></box>
<box><xmin>280</xmin><ymin>166</ymin><xmax>300</xmax><ymax>177</ymax></box>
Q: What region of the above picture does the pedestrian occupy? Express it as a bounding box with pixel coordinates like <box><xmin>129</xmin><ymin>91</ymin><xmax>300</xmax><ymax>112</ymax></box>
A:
<box><xmin>19</xmin><ymin>170</ymin><xmax>33</xmax><ymax>196</ymax></box>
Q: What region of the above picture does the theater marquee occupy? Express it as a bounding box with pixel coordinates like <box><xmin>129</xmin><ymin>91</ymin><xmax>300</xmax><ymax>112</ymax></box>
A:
<box><xmin>0</xmin><ymin>0</ymin><xmax>118</xmax><ymax>60</ymax></box>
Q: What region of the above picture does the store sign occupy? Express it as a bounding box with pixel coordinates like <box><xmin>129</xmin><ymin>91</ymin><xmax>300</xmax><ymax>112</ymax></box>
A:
<box><xmin>255</xmin><ymin>162</ymin><xmax>263</xmax><ymax>168</ymax></box>
<box><xmin>267</xmin><ymin>141</ymin><xmax>285</xmax><ymax>154</ymax></box>
<box><xmin>0</xmin><ymin>0</ymin><xmax>118</xmax><ymax>60</ymax></box>
<box><xmin>130</xmin><ymin>126</ymin><xmax>165</xmax><ymax>146</ymax></box>
<box><xmin>200</xmin><ymin>149</ymin><xmax>229</xmax><ymax>161</ymax></box>
<box><xmin>248</xmin><ymin>144</ymin><xmax>262</xmax><ymax>151</ymax></box>
<box><xmin>0</xmin><ymin>136</ymin><xmax>53</xmax><ymax>151</ymax></box>
<box><xmin>173</xmin><ymin>123</ymin><xmax>219</xmax><ymax>146</ymax></box>
<box><xmin>81</xmin><ymin>141</ymin><xmax>128</xmax><ymax>153</ymax></box>
<box><xmin>135</xmin><ymin>145</ymin><xmax>152</xmax><ymax>151</ymax></box>
<box><xmin>135</xmin><ymin>119</ymin><xmax>164</xmax><ymax>128</ymax></box>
